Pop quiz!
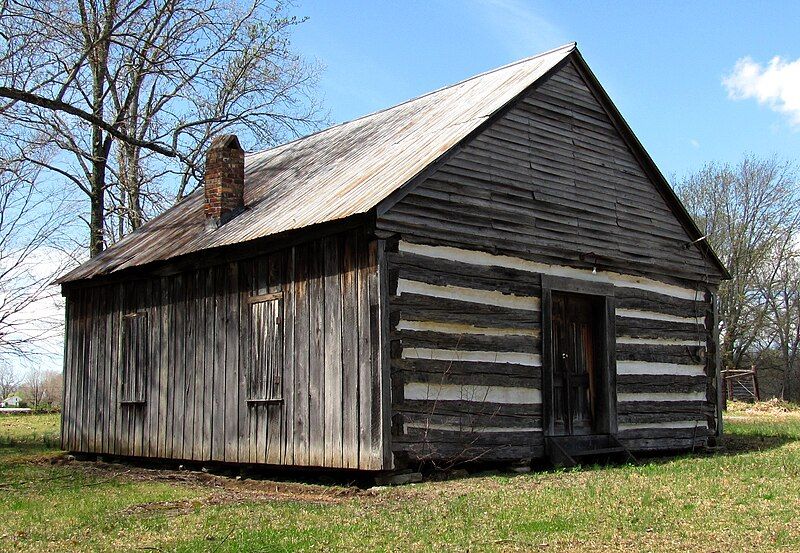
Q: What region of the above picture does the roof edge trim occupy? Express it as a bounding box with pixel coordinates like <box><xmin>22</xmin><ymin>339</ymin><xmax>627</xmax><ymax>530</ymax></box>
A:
<box><xmin>374</xmin><ymin>48</ymin><xmax>576</xmax><ymax>218</ymax></box>
<box><xmin>249</xmin><ymin>43</ymin><xmax>578</xmax><ymax>161</ymax></box>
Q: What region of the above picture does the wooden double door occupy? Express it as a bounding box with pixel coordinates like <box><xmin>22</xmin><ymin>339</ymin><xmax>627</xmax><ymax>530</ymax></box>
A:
<box><xmin>551</xmin><ymin>292</ymin><xmax>603</xmax><ymax>436</ymax></box>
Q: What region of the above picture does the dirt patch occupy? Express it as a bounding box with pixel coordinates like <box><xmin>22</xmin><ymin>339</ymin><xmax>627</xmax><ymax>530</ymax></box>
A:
<box><xmin>121</xmin><ymin>481</ymin><xmax>371</xmax><ymax>517</ymax></box>
<box><xmin>118</xmin><ymin>474</ymin><xmax>378</xmax><ymax>517</ymax></box>
<box><xmin>34</xmin><ymin>453</ymin><xmax>378</xmax><ymax>507</ymax></box>
<box><xmin>28</xmin><ymin>454</ymin><xmax>562</xmax><ymax>509</ymax></box>
<box><xmin>121</xmin><ymin>496</ymin><xmax>221</xmax><ymax>517</ymax></box>
<box><xmin>184</xmin><ymin>471</ymin><xmax>374</xmax><ymax>503</ymax></box>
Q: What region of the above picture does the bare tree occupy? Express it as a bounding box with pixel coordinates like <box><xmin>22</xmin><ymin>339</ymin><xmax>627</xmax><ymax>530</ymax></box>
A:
<box><xmin>675</xmin><ymin>156</ymin><xmax>800</xmax><ymax>373</ymax></box>
<box><xmin>0</xmin><ymin>147</ymin><xmax>73</xmax><ymax>363</ymax></box>
<box><xmin>761</xmin><ymin>251</ymin><xmax>800</xmax><ymax>401</ymax></box>
<box><xmin>41</xmin><ymin>369</ymin><xmax>63</xmax><ymax>407</ymax></box>
<box><xmin>22</xmin><ymin>366</ymin><xmax>46</xmax><ymax>407</ymax></box>
<box><xmin>0</xmin><ymin>0</ymin><xmax>323</xmax><ymax>255</ymax></box>
<box><xmin>0</xmin><ymin>360</ymin><xmax>21</xmax><ymax>398</ymax></box>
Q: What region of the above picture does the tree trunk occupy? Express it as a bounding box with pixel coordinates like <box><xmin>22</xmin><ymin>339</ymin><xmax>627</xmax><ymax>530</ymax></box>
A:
<box><xmin>127</xmin><ymin>144</ymin><xmax>143</xmax><ymax>231</ymax></box>
<box><xmin>83</xmin><ymin>0</ymin><xmax>115</xmax><ymax>257</ymax></box>
<box><xmin>89</xmin><ymin>151</ymin><xmax>106</xmax><ymax>257</ymax></box>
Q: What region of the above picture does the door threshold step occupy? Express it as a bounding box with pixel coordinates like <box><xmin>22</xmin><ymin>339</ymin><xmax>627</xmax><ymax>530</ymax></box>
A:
<box><xmin>574</xmin><ymin>446</ymin><xmax>627</xmax><ymax>456</ymax></box>
<box><xmin>545</xmin><ymin>435</ymin><xmax>636</xmax><ymax>468</ymax></box>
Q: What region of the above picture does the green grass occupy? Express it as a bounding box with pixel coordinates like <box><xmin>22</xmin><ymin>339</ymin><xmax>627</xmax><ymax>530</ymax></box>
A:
<box><xmin>0</xmin><ymin>412</ymin><xmax>60</xmax><ymax>444</ymax></box>
<box><xmin>1</xmin><ymin>408</ymin><xmax>799</xmax><ymax>552</ymax></box>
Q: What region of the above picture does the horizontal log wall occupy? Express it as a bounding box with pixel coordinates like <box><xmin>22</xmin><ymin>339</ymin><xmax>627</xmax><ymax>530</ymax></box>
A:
<box><xmin>379</xmin><ymin>61</ymin><xmax>723</xmax><ymax>286</ymax></box>
<box><xmin>385</xmin><ymin>242</ymin><xmax>716</xmax><ymax>462</ymax></box>
<box><xmin>61</xmin><ymin>228</ymin><xmax>389</xmax><ymax>470</ymax></box>
<box><xmin>380</xmin><ymin>60</ymin><xmax>720</xmax><ymax>463</ymax></box>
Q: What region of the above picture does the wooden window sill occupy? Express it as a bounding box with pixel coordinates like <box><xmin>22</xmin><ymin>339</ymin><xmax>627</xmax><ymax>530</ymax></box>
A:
<box><xmin>247</xmin><ymin>291</ymin><xmax>284</xmax><ymax>304</ymax></box>
<box><xmin>246</xmin><ymin>398</ymin><xmax>283</xmax><ymax>405</ymax></box>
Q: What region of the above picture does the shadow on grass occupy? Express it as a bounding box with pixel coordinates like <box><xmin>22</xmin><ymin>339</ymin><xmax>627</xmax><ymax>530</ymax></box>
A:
<box><xmin>0</xmin><ymin>436</ymin><xmax>62</xmax><ymax>464</ymax></box>
<box><xmin>2</xmin><ymin>415</ymin><xmax>798</xmax><ymax>487</ymax></box>
<box><xmin>719</xmin><ymin>430</ymin><xmax>798</xmax><ymax>456</ymax></box>
<box><xmin>0</xmin><ymin>434</ymin><xmax>60</xmax><ymax>448</ymax></box>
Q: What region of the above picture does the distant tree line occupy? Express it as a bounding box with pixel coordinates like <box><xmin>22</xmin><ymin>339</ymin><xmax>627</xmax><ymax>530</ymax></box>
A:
<box><xmin>676</xmin><ymin>155</ymin><xmax>800</xmax><ymax>402</ymax></box>
<box><xmin>0</xmin><ymin>361</ymin><xmax>62</xmax><ymax>409</ymax></box>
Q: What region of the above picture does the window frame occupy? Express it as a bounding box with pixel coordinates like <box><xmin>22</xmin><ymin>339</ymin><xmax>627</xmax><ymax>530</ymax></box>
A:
<box><xmin>120</xmin><ymin>310</ymin><xmax>149</xmax><ymax>405</ymax></box>
<box><xmin>247</xmin><ymin>290</ymin><xmax>285</xmax><ymax>405</ymax></box>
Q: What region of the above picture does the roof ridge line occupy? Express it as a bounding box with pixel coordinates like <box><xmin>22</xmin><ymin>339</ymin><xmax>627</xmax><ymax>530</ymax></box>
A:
<box><xmin>248</xmin><ymin>42</ymin><xmax>577</xmax><ymax>160</ymax></box>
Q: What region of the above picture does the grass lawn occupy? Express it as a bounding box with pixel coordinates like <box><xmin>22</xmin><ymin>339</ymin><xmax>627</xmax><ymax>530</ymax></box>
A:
<box><xmin>1</xmin><ymin>403</ymin><xmax>799</xmax><ymax>552</ymax></box>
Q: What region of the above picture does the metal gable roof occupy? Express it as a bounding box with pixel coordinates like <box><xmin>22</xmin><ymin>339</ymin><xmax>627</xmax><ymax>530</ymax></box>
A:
<box><xmin>59</xmin><ymin>43</ymin><xmax>576</xmax><ymax>283</ymax></box>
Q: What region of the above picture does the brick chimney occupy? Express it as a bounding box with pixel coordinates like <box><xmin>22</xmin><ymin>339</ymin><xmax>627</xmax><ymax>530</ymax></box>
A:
<box><xmin>204</xmin><ymin>134</ymin><xmax>244</xmax><ymax>227</ymax></box>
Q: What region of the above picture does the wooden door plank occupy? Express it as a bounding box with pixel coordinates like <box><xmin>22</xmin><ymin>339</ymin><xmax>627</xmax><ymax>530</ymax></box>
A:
<box><xmin>266</xmin><ymin>253</ymin><xmax>284</xmax><ymax>465</ymax></box>
<box><xmin>249</xmin><ymin>258</ymin><xmax>265</xmax><ymax>465</ymax></box>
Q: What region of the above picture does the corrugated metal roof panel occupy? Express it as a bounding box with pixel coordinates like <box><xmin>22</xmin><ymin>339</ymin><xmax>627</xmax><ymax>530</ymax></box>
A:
<box><xmin>59</xmin><ymin>43</ymin><xmax>575</xmax><ymax>283</ymax></box>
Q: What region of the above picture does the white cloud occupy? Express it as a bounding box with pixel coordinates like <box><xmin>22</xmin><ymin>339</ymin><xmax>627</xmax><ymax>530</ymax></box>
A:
<box><xmin>471</xmin><ymin>0</ymin><xmax>567</xmax><ymax>59</ymax></box>
<box><xmin>723</xmin><ymin>55</ymin><xmax>800</xmax><ymax>126</ymax></box>
<box><xmin>689</xmin><ymin>138</ymin><xmax>700</xmax><ymax>149</ymax></box>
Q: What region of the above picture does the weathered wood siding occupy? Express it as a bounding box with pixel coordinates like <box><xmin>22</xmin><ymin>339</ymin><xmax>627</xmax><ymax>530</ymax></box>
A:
<box><xmin>380</xmin><ymin>60</ymin><xmax>720</xmax><ymax>463</ymax></box>
<box><xmin>61</xmin><ymin>228</ymin><xmax>390</xmax><ymax>470</ymax></box>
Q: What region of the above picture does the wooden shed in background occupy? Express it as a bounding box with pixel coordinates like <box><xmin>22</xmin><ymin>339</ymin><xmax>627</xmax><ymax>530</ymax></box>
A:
<box><xmin>58</xmin><ymin>43</ymin><xmax>729</xmax><ymax>470</ymax></box>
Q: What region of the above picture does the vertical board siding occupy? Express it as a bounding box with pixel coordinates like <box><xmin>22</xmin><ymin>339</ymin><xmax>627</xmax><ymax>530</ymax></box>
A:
<box><xmin>357</xmin><ymin>233</ymin><xmax>374</xmax><ymax>468</ymax></box>
<box><xmin>281</xmin><ymin>250</ymin><xmax>296</xmax><ymax>465</ymax></box>
<box><xmin>323</xmin><ymin>236</ymin><xmax>344</xmax><ymax>467</ymax></box>
<box><xmin>379</xmin><ymin>61</ymin><xmax>721</xmax><ymax>462</ymax></box>
<box><xmin>157</xmin><ymin>277</ymin><xmax>170</xmax><ymax>458</ymax></box>
<box><xmin>341</xmin><ymin>236</ymin><xmax>361</xmax><ymax>468</ymax></box>
<box><xmin>192</xmin><ymin>272</ymin><xmax>206</xmax><ymax>460</ymax></box>
<box><xmin>61</xmin><ymin>228</ymin><xmax>388</xmax><ymax>469</ymax></box>
<box><xmin>223</xmin><ymin>263</ymin><xmax>239</xmax><ymax>463</ymax></box>
<box><xmin>308</xmin><ymin>239</ymin><xmax>326</xmax><ymax>466</ymax></box>
<box><xmin>292</xmin><ymin>243</ymin><xmax>311</xmax><ymax>465</ymax></box>
<box><xmin>201</xmin><ymin>269</ymin><xmax>214</xmax><ymax>461</ymax></box>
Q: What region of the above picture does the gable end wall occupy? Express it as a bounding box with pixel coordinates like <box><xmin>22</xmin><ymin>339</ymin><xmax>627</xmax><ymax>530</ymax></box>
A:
<box><xmin>378</xmin><ymin>61</ymin><xmax>720</xmax><ymax>464</ymax></box>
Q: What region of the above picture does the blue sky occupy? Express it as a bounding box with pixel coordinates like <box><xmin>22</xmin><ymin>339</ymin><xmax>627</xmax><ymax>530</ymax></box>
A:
<box><xmin>291</xmin><ymin>0</ymin><xmax>800</xmax><ymax>179</ymax></box>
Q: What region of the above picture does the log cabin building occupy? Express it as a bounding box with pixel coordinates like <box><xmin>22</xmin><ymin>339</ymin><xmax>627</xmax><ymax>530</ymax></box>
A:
<box><xmin>58</xmin><ymin>43</ymin><xmax>729</xmax><ymax>471</ymax></box>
